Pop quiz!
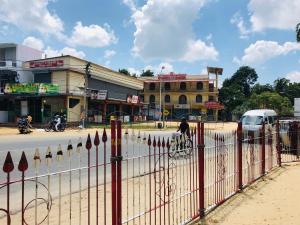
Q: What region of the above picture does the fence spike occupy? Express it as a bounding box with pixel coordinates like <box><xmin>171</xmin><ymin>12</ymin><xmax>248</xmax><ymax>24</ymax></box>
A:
<box><xmin>67</xmin><ymin>140</ymin><xmax>73</xmax><ymax>157</ymax></box>
<box><xmin>77</xmin><ymin>138</ymin><xmax>83</xmax><ymax>153</ymax></box>
<box><xmin>102</xmin><ymin>128</ymin><xmax>108</xmax><ymax>143</ymax></box>
<box><xmin>34</xmin><ymin>148</ymin><xmax>41</xmax><ymax>169</ymax></box>
<box><xmin>3</xmin><ymin>151</ymin><xmax>14</xmax><ymax>173</ymax></box>
<box><xmin>143</xmin><ymin>132</ymin><xmax>147</xmax><ymax>144</ymax></box>
<box><xmin>86</xmin><ymin>134</ymin><xmax>92</xmax><ymax>150</ymax></box>
<box><xmin>137</xmin><ymin>130</ymin><xmax>141</xmax><ymax>143</ymax></box>
<box><xmin>18</xmin><ymin>151</ymin><xmax>28</xmax><ymax>172</ymax></box>
<box><xmin>157</xmin><ymin>137</ymin><xmax>161</xmax><ymax>147</ymax></box>
<box><xmin>148</xmin><ymin>134</ymin><xmax>152</xmax><ymax>146</ymax></box>
<box><xmin>131</xmin><ymin>129</ymin><xmax>136</xmax><ymax>142</ymax></box>
<box><xmin>94</xmin><ymin>130</ymin><xmax>100</xmax><ymax>146</ymax></box>
<box><xmin>166</xmin><ymin>138</ymin><xmax>170</xmax><ymax>149</ymax></box>
<box><xmin>153</xmin><ymin>136</ymin><xmax>157</xmax><ymax>147</ymax></box>
<box><xmin>56</xmin><ymin>144</ymin><xmax>64</xmax><ymax>161</ymax></box>
<box><xmin>45</xmin><ymin>146</ymin><xmax>52</xmax><ymax>166</ymax></box>
<box><xmin>162</xmin><ymin>137</ymin><xmax>165</xmax><ymax>148</ymax></box>
<box><xmin>124</xmin><ymin>128</ymin><xmax>129</xmax><ymax>141</ymax></box>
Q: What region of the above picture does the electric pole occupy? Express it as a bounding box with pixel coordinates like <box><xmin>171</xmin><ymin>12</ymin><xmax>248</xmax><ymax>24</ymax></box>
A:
<box><xmin>83</xmin><ymin>62</ymin><xmax>91</xmax><ymax>128</ymax></box>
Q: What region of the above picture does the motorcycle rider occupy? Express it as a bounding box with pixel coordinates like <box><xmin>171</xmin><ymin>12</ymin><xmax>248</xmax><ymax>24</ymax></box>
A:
<box><xmin>54</xmin><ymin>113</ymin><xmax>61</xmax><ymax>131</ymax></box>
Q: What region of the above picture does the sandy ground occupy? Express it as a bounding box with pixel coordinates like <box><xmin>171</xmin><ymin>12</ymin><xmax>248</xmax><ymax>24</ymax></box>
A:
<box><xmin>194</xmin><ymin>163</ymin><xmax>300</xmax><ymax>225</ymax></box>
<box><xmin>0</xmin><ymin>122</ymin><xmax>237</xmax><ymax>136</ymax></box>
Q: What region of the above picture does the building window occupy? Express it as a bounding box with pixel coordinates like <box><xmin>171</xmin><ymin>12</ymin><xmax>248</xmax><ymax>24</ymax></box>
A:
<box><xmin>149</xmin><ymin>95</ymin><xmax>155</xmax><ymax>104</ymax></box>
<box><xmin>197</xmin><ymin>82</ymin><xmax>203</xmax><ymax>90</ymax></box>
<box><xmin>180</xmin><ymin>82</ymin><xmax>186</xmax><ymax>90</ymax></box>
<box><xmin>165</xmin><ymin>95</ymin><xmax>170</xmax><ymax>103</ymax></box>
<box><xmin>149</xmin><ymin>83</ymin><xmax>155</xmax><ymax>90</ymax></box>
<box><xmin>209</xmin><ymin>96</ymin><xmax>214</xmax><ymax>102</ymax></box>
<box><xmin>209</xmin><ymin>83</ymin><xmax>214</xmax><ymax>92</ymax></box>
<box><xmin>164</xmin><ymin>82</ymin><xmax>171</xmax><ymax>91</ymax></box>
<box><xmin>179</xmin><ymin>95</ymin><xmax>187</xmax><ymax>104</ymax></box>
<box><xmin>196</xmin><ymin>95</ymin><xmax>202</xmax><ymax>103</ymax></box>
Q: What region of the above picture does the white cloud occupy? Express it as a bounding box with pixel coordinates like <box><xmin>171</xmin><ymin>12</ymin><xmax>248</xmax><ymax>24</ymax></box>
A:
<box><xmin>104</xmin><ymin>50</ymin><xmax>116</xmax><ymax>59</ymax></box>
<box><xmin>248</xmin><ymin>0</ymin><xmax>300</xmax><ymax>31</ymax></box>
<box><xmin>128</xmin><ymin>67</ymin><xmax>140</xmax><ymax>75</ymax></box>
<box><xmin>123</xmin><ymin>0</ymin><xmax>137</xmax><ymax>11</ymax></box>
<box><xmin>286</xmin><ymin>71</ymin><xmax>300</xmax><ymax>83</ymax></box>
<box><xmin>230</xmin><ymin>12</ymin><xmax>250</xmax><ymax>39</ymax></box>
<box><xmin>181</xmin><ymin>40</ymin><xmax>218</xmax><ymax>62</ymax></box>
<box><xmin>128</xmin><ymin>0</ymin><xmax>218</xmax><ymax>62</ymax></box>
<box><xmin>144</xmin><ymin>62</ymin><xmax>174</xmax><ymax>74</ymax></box>
<box><xmin>234</xmin><ymin>40</ymin><xmax>300</xmax><ymax>65</ymax></box>
<box><xmin>0</xmin><ymin>0</ymin><xmax>64</xmax><ymax>37</ymax></box>
<box><xmin>22</xmin><ymin>36</ymin><xmax>44</xmax><ymax>51</ymax></box>
<box><xmin>44</xmin><ymin>46</ymin><xmax>85</xmax><ymax>59</ymax></box>
<box><xmin>69</xmin><ymin>22</ymin><xmax>117</xmax><ymax>48</ymax></box>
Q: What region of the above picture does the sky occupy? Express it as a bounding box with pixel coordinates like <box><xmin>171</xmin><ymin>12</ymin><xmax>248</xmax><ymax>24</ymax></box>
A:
<box><xmin>0</xmin><ymin>0</ymin><xmax>299</xmax><ymax>85</ymax></box>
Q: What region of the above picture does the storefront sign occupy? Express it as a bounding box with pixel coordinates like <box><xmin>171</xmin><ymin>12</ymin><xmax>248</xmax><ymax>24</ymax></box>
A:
<box><xmin>127</xmin><ymin>95</ymin><xmax>140</xmax><ymax>104</ymax></box>
<box><xmin>158</xmin><ymin>73</ymin><xmax>187</xmax><ymax>80</ymax></box>
<box><xmin>29</xmin><ymin>60</ymin><xmax>64</xmax><ymax>68</ymax></box>
<box><xmin>4</xmin><ymin>83</ymin><xmax>59</xmax><ymax>94</ymax></box>
<box><xmin>204</xmin><ymin>101</ymin><xmax>224</xmax><ymax>109</ymax></box>
<box><xmin>90</xmin><ymin>90</ymin><xmax>107</xmax><ymax>100</ymax></box>
<box><xmin>174</xmin><ymin>104</ymin><xmax>190</xmax><ymax>109</ymax></box>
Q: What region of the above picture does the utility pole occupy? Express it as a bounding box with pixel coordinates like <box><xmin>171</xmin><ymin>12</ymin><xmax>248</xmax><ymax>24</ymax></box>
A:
<box><xmin>83</xmin><ymin>62</ymin><xmax>91</xmax><ymax>128</ymax></box>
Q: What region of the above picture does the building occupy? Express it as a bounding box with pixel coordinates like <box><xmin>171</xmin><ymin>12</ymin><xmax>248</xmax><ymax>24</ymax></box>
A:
<box><xmin>295</xmin><ymin>98</ymin><xmax>300</xmax><ymax>118</ymax></box>
<box><xmin>1</xmin><ymin>55</ymin><xmax>143</xmax><ymax>124</ymax></box>
<box><xmin>0</xmin><ymin>43</ymin><xmax>43</xmax><ymax>122</ymax></box>
<box><xmin>141</xmin><ymin>67</ymin><xmax>224</xmax><ymax>121</ymax></box>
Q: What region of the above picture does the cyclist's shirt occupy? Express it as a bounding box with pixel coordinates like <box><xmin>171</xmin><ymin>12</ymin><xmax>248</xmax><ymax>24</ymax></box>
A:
<box><xmin>178</xmin><ymin>122</ymin><xmax>190</xmax><ymax>137</ymax></box>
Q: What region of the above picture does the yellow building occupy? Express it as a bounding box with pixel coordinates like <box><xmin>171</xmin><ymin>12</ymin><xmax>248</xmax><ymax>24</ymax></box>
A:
<box><xmin>141</xmin><ymin>67</ymin><xmax>223</xmax><ymax>121</ymax></box>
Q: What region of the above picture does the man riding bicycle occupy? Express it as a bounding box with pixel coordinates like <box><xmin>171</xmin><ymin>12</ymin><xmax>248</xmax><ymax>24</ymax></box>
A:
<box><xmin>177</xmin><ymin>118</ymin><xmax>190</xmax><ymax>138</ymax></box>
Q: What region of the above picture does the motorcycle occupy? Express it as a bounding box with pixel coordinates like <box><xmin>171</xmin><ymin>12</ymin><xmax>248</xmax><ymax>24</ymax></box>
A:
<box><xmin>45</xmin><ymin>114</ymin><xmax>66</xmax><ymax>132</ymax></box>
<box><xmin>17</xmin><ymin>117</ymin><xmax>32</xmax><ymax>134</ymax></box>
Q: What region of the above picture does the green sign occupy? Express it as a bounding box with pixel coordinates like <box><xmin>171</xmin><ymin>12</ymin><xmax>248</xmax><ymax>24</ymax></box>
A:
<box><xmin>4</xmin><ymin>83</ymin><xmax>59</xmax><ymax>94</ymax></box>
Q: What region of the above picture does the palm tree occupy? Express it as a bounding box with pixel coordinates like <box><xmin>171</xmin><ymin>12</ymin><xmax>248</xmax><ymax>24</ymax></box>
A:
<box><xmin>297</xmin><ymin>23</ymin><xmax>300</xmax><ymax>42</ymax></box>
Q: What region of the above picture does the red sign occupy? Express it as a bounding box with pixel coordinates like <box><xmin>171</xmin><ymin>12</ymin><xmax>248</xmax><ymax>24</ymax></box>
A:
<box><xmin>29</xmin><ymin>60</ymin><xmax>64</xmax><ymax>68</ymax></box>
<box><xmin>158</xmin><ymin>73</ymin><xmax>186</xmax><ymax>80</ymax></box>
<box><xmin>205</xmin><ymin>101</ymin><xmax>224</xmax><ymax>109</ymax></box>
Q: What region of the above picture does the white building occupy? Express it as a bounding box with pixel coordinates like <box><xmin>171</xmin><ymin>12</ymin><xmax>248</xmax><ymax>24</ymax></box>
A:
<box><xmin>295</xmin><ymin>98</ymin><xmax>300</xmax><ymax>118</ymax></box>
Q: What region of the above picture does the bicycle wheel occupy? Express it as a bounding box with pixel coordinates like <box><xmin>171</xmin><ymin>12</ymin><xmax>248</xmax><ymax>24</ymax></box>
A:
<box><xmin>184</xmin><ymin>139</ymin><xmax>193</xmax><ymax>156</ymax></box>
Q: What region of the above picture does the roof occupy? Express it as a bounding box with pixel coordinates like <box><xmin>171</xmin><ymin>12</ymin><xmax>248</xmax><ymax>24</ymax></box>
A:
<box><xmin>243</xmin><ymin>109</ymin><xmax>277</xmax><ymax>116</ymax></box>
<box><xmin>0</xmin><ymin>43</ymin><xmax>17</xmax><ymax>48</ymax></box>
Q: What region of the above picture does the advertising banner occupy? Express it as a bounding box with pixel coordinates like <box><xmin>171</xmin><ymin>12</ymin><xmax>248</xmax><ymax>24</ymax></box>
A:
<box><xmin>4</xmin><ymin>83</ymin><xmax>59</xmax><ymax>94</ymax></box>
<box><xmin>90</xmin><ymin>90</ymin><xmax>107</xmax><ymax>100</ymax></box>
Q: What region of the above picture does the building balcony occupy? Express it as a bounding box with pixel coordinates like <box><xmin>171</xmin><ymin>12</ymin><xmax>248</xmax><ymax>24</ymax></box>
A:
<box><xmin>0</xmin><ymin>60</ymin><xmax>23</xmax><ymax>69</ymax></box>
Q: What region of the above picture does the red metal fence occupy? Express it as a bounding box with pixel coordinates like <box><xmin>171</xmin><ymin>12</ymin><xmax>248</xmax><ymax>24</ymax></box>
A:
<box><xmin>0</xmin><ymin>120</ymin><xmax>299</xmax><ymax>225</ymax></box>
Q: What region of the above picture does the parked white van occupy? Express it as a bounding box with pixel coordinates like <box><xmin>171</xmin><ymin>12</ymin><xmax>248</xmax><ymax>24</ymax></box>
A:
<box><xmin>241</xmin><ymin>109</ymin><xmax>277</xmax><ymax>131</ymax></box>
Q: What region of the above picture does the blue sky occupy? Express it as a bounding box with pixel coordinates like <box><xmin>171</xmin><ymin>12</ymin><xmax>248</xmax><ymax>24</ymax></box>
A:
<box><xmin>0</xmin><ymin>0</ymin><xmax>299</xmax><ymax>85</ymax></box>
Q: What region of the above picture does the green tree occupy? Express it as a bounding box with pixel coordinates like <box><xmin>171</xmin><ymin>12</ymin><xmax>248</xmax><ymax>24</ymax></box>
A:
<box><xmin>140</xmin><ymin>69</ymin><xmax>154</xmax><ymax>77</ymax></box>
<box><xmin>219</xmin><ymin>66</ymin><xmax>258</xmax><ymax>120</ymax></box>
<box><xmin>251</xmin><ymin>83</ymin><xmax>273</xmax><ymax>95</ymax></box>
<box><xmin>274</xmin><ymin>78</ymin><xmax>290</xmax><ymax>94</ymax></box>
<box><xmin>118</xmin><ymin>69</ymin><xmax>131</xmax><ymax>76</ymax></box>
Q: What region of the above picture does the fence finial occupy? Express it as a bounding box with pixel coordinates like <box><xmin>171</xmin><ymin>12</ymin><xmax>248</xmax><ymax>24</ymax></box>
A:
<box><xmin>67</xmin><ymin>140</ymin><xmax>73</xmax><ymax>157</ymax></box>
<box><xmin>34</xmin><ymin>148</ymin><xmax>41</xmax><ymax>169</ymax></box>
<box><xmin>94</xmin><ymin>131</ymin><xmax>100</xmax><ymax>146</ymax></box>
<box><xmin>18</xmin><ymin>151</ymin><xmax>28</xmax><ymax>172</ymax></box>
<box><xmin>131</xmin><ymin>129</ymin><xmax>136</xmax><ymax>142</ymax></box>
<box><xmin>166</xmin><ymin>138</ymin><xmax>170</xmax><ymax>149</ymax></box>
<box><xmin>77</xmin><ymin>137</ymin><xmax>83</xmax><ymax>153</ymax></box>
<box><xmin>157</xmin><ymin>137</ymin><xmax>161</xmax><ymax>147</ymax></box>
<box><xmin>143</xmin><ymin>132</ymin><xmax>147</xmax><ymax>144</ymax></box>
<box><xmin>56</xmin><ymin>144</ymin><xmax>63</xmax><ymax>161</ymax></box>
<box><xmin>153</xmin><ymin>136</ymin><xmax>157</xmax><ymax>147</ymax></box>
<box><xmin>162</xmin><ymin>137</ymin><xmax>165</xmax><ymax>148</ymax></box>
<box><xmin>86</xmin><ymin>134</ymin><xmax>92</xmax><ymax>150</ymax></box>
<box><xmin>102</xmin><ymin>128</ymin><xmax>107</xmax><ymax>143</ymax></box>
<box><xmin>137</xmin><ymin>130</ymin><xmax>141</xmax><ymax>143</ymax></box>
<box><xmin>148</xmin><ymin>134</ymin><xmax>152</xmax><ymax>146</ymax></box>
<box><xmin>45</xmin><ymin>146</ymin><xmax>53</xmax><ymax>166</ymax></box>
<box><xmin>124</xmin><ymin>128</ymin><xmax>129</xmax><ymax>142</ymax></box>
<box><xmin>3</xmin><ymin>151</ymin><xmax>14</xmax><ymax>173</ymax></box>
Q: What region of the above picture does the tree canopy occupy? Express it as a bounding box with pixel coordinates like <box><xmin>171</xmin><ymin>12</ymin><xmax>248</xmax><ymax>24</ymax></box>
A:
<box><xmin>118</xmin><ymin>69</ymin><xmax>131</xmax><ymax>76</ymax></box>
<box><xmin>140</xmin><ymin>69</ymin><xmax>154</xmax><ymax>77</ymax></box>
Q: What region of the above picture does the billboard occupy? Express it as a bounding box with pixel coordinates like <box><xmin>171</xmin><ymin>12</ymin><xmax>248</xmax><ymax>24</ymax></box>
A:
<box><xmin>4</xmin><ymin>83</ymin><xmax>59</xmax><ymax>94</ymax></box>
<box><xmin>90</xmin><ymin>90</ymin><xmax>107</xmax><ymax>100</ymax></box>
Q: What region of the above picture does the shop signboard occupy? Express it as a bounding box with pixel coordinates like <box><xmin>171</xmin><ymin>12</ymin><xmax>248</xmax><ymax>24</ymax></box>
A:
<box><xmin>174</xmin><ymin>104</ymin><xmax>190</xmax><ymax>109</ymax></box>
<box><xmin>127</xmin><ymin>95</ymin><xmax>140</xmax><ymax>104</ymax></box>
<box><xmin>158</xmin><ymin>73</ymin><xmax>187</xmax><ymax>80</ymax></box>
<box><xmin>204</xmin><ymin>101</ymin><xmax>224</xmax><ymax>109</ymax></box>
<box><xmin>29</xmin><ymin>60</ymin><xmax>64</xmax><ymax>68</ymax></box>
<box><xmin>4</xmin><ymin>83</ymin><xmax>59</xmax><ymax>94</ymax></box>
<box><xmin>90</xmin><ymin>90</ymin><xmax>107</xmax><ymax>100</ymax></box>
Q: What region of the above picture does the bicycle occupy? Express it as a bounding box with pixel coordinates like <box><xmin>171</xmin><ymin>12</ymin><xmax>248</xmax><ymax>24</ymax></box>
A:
<box><xmin>169</xmin><ymin>132</ymin><xmax>193</xmax><ymax>158</ymax></box>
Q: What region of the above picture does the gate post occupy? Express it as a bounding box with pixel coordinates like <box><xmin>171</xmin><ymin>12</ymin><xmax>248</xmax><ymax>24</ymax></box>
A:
<box><xmin>237</xmin><ymin>122</ymin><xmax>243</xmax><ymax>190</ymax></box>
<box><xmin>261</xmin><ymin>122</ymin><xmax>265</xmax><ymax>175</ymax></box>
<box><xmin>197</xmin><ymin>122</ymin><xmax>205</xmax><ymax>218</ymax></box>
<box><xmin>276</xmin><ymin>120</ymin><xmax>282</xmax><ymax>167</ymax></box>
<box><xmin>116</xmin><ymin>120</ymin><xmax>122</xmax><ymax>225</ymax></box>
<box><xmin>111</xmin><ymin>120</ymin><xmax>117</xmax><ymax>225</ymax></box>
